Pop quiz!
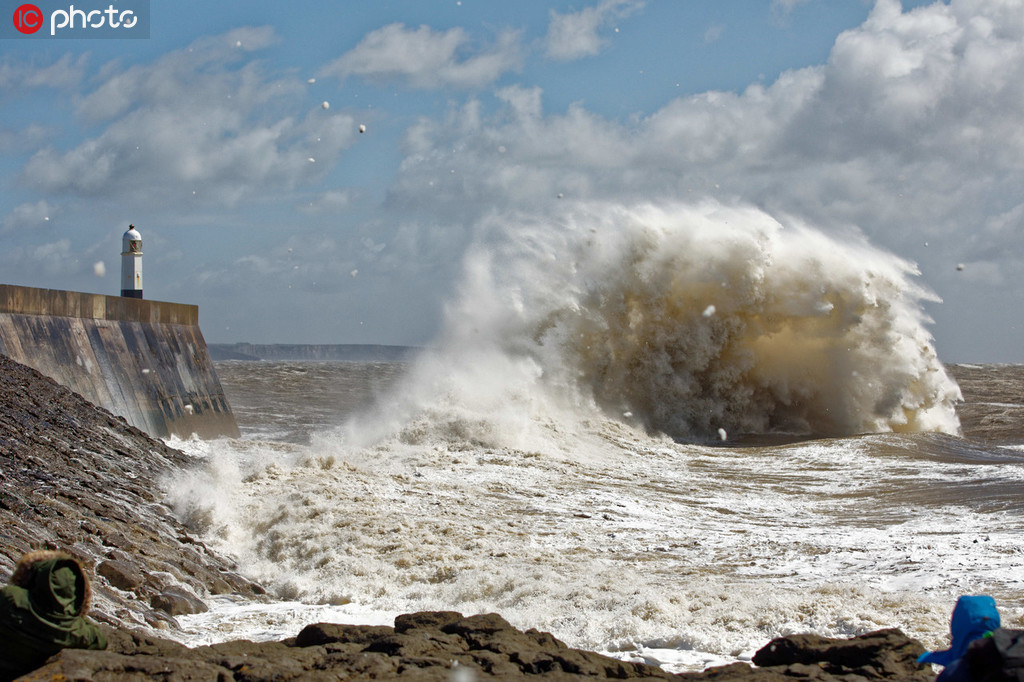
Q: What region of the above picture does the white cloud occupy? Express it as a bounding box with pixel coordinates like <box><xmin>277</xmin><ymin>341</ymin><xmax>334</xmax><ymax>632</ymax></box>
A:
<box><xmin>298</xmin><ymin>189</ymin><xmax>357</xmax><ymax>214</ymax></box>
<box><xmin>4</xmin><ymin>0</ymin><xmax>1023</xmax><ymax>360</ymax></box>
<box><xmin>321</xmin><ymin>23</ymin><xmax>523</xmax><ymax>89</ymax></box>
<box><xmin>19</xmin><ymin>28</ymin><xmax>357</xmax><ymax>207</ymax></box>
<box><xmin>495</xmin><ymin>85</ymin><xmax>544</xmax><ymax>120</ymax></box>
<box><xmin>0</xmin><ymin>238</ymin><xmax>75</xmax><ymax>277</ymax></box>
<box><xmin>703</xmin><ymin>24</ymin><xmax>725</xmax><ymax>44</ymax></box>
<box><xmin>0</xmin><ymin>123</ymin><xmax>49</xmax><ymax>154</ymax></box>
<box><xmin>0</xmin><ymin>53</ymin><xmax>89</xmax><ymax>90</ymax></box>
<box><xmin>771</xmin><ymin>0</ymin><xmax>813</xmax><ymax>15</ymax></box>
<box><xmin>77</xmin><ymin>28</ymin><xmax>280</xmax><ymax>122</ymax></box>
<box><xmin>393</xmin><ymin>0</ymin><xmax>1024</xmax><ymax>235</ymax></box>
<box><xmin>544</xmin><ymin>0</ymin><xmax>644</xmax><ymax>61</ymax></box>
<box><xmin>380</xmin><ymin>0</ymin><xmax>1024</xmax><ymax>359</ymax></box>
<box><xmin>2</xmin><ymin>200</ymin><xmax>55</xmax><ymax>233</ymax></box>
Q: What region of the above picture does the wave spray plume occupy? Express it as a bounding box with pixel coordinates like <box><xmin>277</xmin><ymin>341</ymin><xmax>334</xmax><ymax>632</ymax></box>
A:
<box><xmin>409</xmin><ymin>201</ymin><xmax>961</xmax><ymax>443</ymax></box>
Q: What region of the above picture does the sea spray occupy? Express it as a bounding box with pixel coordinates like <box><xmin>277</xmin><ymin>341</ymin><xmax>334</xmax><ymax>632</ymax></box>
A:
<box><xmin>371</xmin><ymin>200</ymin><xmax>961</xmax><ymax>445</ymax></box>
<box><xmin>162</xmin><ymin>201</ymin><xmax>992</xmax><ymax>668</ymax></box>
<box><xmin>166</xmin><ymin>418</ymin><xmax>997</xmax><ymax>666</ymax></box>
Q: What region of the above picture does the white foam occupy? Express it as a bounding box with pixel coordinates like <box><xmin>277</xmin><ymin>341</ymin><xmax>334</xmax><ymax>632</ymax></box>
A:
<box><xmin>161</xmin><ymin>202</ymin><xmax>1001</xmax><ymax>671</ymax></box>
<box><xmin>163</xmin><ymin>418</ymin><xmax>1024</xmax><ymax>669</ymax></box>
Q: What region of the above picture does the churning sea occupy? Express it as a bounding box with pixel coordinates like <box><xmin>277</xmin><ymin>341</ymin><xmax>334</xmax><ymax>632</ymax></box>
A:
<box><xmin>163</xmin><ymin>203</ymin><xmax>1024</xmax><ymax>673</ymax></box>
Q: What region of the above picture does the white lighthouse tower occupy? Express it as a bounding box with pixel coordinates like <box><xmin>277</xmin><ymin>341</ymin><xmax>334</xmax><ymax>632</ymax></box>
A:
<box><xmin>120</xmin><ymin>224</ymin><xmax>143</xmax><ymax>299</ymax></box>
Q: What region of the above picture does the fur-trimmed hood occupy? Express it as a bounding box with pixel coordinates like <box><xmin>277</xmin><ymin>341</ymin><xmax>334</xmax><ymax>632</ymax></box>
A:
<box><xmin>0</xmin><ymin>551</ymin><xmax>107</xmax><ymax>677</ymax></box>
<box><xmin>9</xmin><ymin>550</ymin><xmax>93</xmax><ymax>618</ymax></box>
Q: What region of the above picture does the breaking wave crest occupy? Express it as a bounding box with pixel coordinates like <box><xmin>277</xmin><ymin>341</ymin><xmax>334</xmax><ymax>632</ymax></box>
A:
<box><xmin>394</xmin><ymin>201</ymin><xmax>960</xmax><ymax>443</ymax></box>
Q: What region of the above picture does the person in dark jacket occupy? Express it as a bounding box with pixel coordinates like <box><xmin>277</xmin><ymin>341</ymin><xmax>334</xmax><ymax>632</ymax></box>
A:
<box><xmin>0</xmin><ymin>550</ymin><xmax>107</xmax><ymax>680</ymax></box>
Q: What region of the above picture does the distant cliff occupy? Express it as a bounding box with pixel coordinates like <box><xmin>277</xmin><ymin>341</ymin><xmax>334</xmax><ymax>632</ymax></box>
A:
<box><xmin>209</xmin><ymin>343</ymin><xmax>420</xmax><ymax>362</ymax></box>
<box><xmin>0</xmin><ymin>284</ymin><xmax>239</xmax><ymax>440</ymax></box>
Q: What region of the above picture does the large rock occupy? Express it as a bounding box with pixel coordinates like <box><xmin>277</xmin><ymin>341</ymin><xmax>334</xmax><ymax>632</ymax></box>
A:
<box><xmin>21</xmin><ymin>612</ymin><xmax>934</xmax><ymax>681</ymax></box>
<box><xmin>151</xmin><ymin>585</ymin><xmax>211</xmax><ymax>616</ymax></box>
<box><xmin>749</xmin><ymin>628</ymin><xmax>931</xmax><ymax>680</ymax></box>
<box><xmin>0</xmin><ymin>354</ymin><xmax>264</xmax><ymax>631</ymax></box>
<box><xmin>96</xmin><ymin>559</ymin><xmax>145</xmax><ymax>591</ymax></box>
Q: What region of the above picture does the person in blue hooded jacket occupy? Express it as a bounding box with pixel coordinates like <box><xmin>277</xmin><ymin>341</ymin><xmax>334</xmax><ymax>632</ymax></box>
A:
<box><xmin>919</xmin><ymin>595</ymin><xmax>1001</xmax><ymax>682</ymax></box>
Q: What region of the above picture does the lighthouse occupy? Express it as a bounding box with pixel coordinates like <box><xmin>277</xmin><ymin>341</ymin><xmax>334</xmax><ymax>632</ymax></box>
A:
<box><xmin>120</xmin><ymin>224</ymin><xmax>143</xmax><ymax>299</ymax></box>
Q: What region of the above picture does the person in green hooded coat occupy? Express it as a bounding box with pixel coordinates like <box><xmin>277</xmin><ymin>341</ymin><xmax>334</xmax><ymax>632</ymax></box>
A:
<box><xmin>0</xmin><ymin>550</ymin><xmax>107</xmax><ymax>680</ymax></box>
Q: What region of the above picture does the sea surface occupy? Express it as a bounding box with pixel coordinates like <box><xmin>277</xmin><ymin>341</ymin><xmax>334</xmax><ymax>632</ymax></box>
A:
<box><xmin>164</xmin><ymin>204</ymin><xmax>1024</xmax><ymax>673</ymax></box>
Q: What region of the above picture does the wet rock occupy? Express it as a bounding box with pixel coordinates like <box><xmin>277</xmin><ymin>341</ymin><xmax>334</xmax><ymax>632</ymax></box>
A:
<box><xmin>23</xmin><ymin>648</ymin><xmax>231</xmax><ymax>681</ymax></box>
<box><xmin>394</xmin><ymin>610</ymin><xmax>464</xmax><ymax>633</ymax></box>
<box><xmin>97</xmin><ymin>559</ymin><xmax>145</xmax><ymax>591</ymax></box>
<box><xmin>151</xmin><ymin>586</ymin><xmax>209</xmax><ymax>616</ymax></box>
<box><xmin>0</xmin><ymin>354</ymin><xmax>263</xmax><ymax>631</ymax></box>
<box><xmin>295</xmin><ymin>622</ymin><xmax>398</xmax><ymax>648</ymax></box>
<box><xmin>747</xmin><ymin>628</ymin><xmax>932</xmax><ymax>681</ymax></box>
<box><xmin>23</xmin><ymin>612</ymin><xmax>933</xmax><ymax>681</ymax></box>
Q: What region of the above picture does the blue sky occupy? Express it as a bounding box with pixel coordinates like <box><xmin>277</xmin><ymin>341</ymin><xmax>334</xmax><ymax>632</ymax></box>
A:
<box><xmin>1</xmin><ymin>0</ymin><xmax>1022</xmax><ymax>361</ymax></box>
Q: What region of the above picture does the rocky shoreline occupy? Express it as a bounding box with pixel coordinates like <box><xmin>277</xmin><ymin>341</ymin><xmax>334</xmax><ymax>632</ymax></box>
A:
<box><xmin>24</xmin><ymin>612</ymin><xmax>933</xmax><ymax>681</ymax></box>
<box><xmin>1</xmin><ymin>353</ymin><xmax>936</xmax><ymax>680</ymax></box>
<box><xmin>0</xmin><ymin>353</ymin><xmax>264</xmax><ymax>631</ymax></box>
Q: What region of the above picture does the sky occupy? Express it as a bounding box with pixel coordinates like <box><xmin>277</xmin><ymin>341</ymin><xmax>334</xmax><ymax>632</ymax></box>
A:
<box><xmin>0</xmin><ymin>0</ymin><xmax>1021</xmax><ymax>362</ymax></box>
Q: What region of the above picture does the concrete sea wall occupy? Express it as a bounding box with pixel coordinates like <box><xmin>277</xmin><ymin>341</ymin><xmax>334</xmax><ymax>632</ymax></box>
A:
<box><xmin>0</xmin><ymin>284</ymin><xmax>239</xmax><ymax>440</ymax></box>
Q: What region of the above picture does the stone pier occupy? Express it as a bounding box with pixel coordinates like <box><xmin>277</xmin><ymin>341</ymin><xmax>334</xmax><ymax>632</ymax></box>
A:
<box><xmin>0</xmin><ymin>284</ymin><xmax>239</xmax><ymax>440</ymax></box>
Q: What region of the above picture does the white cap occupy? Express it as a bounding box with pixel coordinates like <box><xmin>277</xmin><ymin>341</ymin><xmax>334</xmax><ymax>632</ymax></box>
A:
<box><xmin>122</xmin><ymin>224</ymin><xmax>142</xmax><ymax>253</ymax></box>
